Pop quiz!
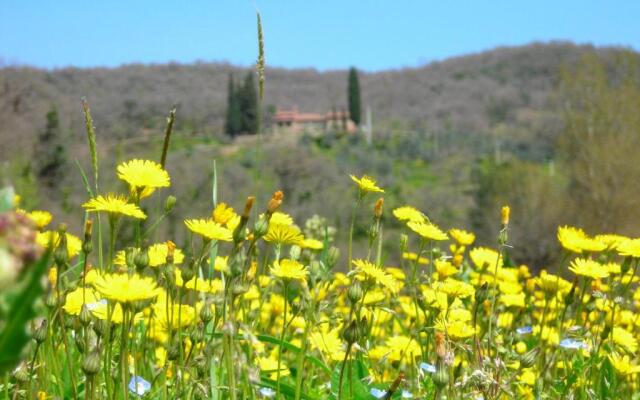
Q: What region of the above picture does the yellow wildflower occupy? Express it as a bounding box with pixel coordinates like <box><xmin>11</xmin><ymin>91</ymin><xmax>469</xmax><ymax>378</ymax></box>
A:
<box><xmin>352</xmin><ymin>259</ymin><xmax>399</xmax><ymax>293</ymax></box>
<box><xmin>264</xmin><ymin>223</ymin><xmax>304</xmax><ymax>246</ymax></box>
<box><xmin>392</xmin><ymin>206</ymin><xmax>425</xmax><ymax>223</ymax></box>
<box><xmin>350</xmin><ymin>174</ymin><xmax>384</xmax><ymax>193</ymax></box>
<box><xmin>184</xmin><ymin>219</ymin><xmax>232</xmax><ymax>242</ymax></box>
<box><xmin>270</xmin><ymin>259</ymin><xmax>308</xmax><ymax>282</ymax></box>
<box><xmin>449</xmin><ymin>228</ymin><xmax>475</xmax><ymax>245</ymax></box>
<box><xmin>93</xmin><ymin>273</ymin><xmax>159</xmax><ymax>304</ymax></box>
<box><xmin>569</xmin><ymin>258</ymin><xmax>609</xmax><ymax>279</ymax></box>
<box><xmin>83</xmin><ymin>194</ymin><xmax>146</xmax><ymax>219</ymax></box>
<box><xmin>117</xmin><ymin>159</ymin><xmax>170</xmax><ymax>198</ymax></box>
<box><xmin>407</xmin><ymin>221</ymin><xmax>448</xmax><ymax>241</ymax></box>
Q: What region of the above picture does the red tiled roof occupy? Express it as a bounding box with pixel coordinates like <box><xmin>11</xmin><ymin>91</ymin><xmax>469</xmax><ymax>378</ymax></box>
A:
<box><xmin>274</xmin><ymin>108</ymin><xmax>350</xmax><ymax>123</ymax></box>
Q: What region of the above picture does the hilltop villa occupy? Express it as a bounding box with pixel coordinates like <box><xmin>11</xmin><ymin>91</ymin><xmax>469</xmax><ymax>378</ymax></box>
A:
<box><xmin>272</xmin><ymin>107</ymin><xmax>358</xmax><ymax>135</ymax></box>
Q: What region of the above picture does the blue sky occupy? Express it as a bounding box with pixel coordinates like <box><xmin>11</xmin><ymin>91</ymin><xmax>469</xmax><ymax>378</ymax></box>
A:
<box><xmin>1</xmin><ymin>1</ymin><xmax>639</xmax><ymax>71</ymax></box>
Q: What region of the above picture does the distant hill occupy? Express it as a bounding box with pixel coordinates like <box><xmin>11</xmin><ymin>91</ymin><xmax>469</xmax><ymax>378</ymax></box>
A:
<box><xmin>0</xmin><ymin>42</ymin><xmax>630</xmax><ymax>160</ymax></box>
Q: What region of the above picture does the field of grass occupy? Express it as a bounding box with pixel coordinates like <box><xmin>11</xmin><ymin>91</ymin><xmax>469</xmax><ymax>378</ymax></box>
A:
<box><xmin>1</xmin><ymin>117</ymin><xmax>639</xmax><ymax>399</ymax></box>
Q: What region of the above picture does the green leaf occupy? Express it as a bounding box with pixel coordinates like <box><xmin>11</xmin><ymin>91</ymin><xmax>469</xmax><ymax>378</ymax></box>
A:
<box><xmin>207</xmin><ymin>332</ymin><xmax>331</xmax><ymax>375</ymax></box>
<box><xmin>258</xmin><ymin>376</ymin><xmax>319</xmax><ymax>400</ymax></box>
<box><xmin>0</xmin><ymin>251</ymin><xmax>51</xmax><ymax>374</ymax></box>
<box><xmin>255</xmin><ymin>334</ymin><xmax>331</xmax><ymax>375</ymax></box>
<box><xmin>330</xmin><ymin>359</ymin><xmax>374</xmax><ymax>400</ymax></box>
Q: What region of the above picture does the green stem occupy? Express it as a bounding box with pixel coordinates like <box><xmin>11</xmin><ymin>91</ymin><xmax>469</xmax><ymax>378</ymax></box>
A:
<box><xmin>276</xmin><ymin>282</ymin><xmax>289</xmax><ymax>399</ymax></box>
<box><xmin>120</xmin><ymin>306</ymin><xmax>130</xmax><ymax>400</ymax></box>
<box><xmin>347</xmin><ymin>197</ymin><xmax>362</xmax><ymax>271</ymax></box>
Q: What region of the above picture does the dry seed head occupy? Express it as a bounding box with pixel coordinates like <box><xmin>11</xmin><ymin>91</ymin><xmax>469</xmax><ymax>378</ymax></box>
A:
<box><xmin>243</xmin><ymin>196</ymin><xmax>256</xmax><ymax>218</ymax></box>
<box><xmin>435</xmin><ymin>331</ymin><xmax>446</xmax><ymax>359</ymax></box>
<box><xmin>267</xmin><ymin>190</ymin><xmax>284</xmax><ymax>214</ymax></box>
<box><xmin>374</xmin><ymin>198</ymin><xmax>384</xmax><ymax>219</ymax></box>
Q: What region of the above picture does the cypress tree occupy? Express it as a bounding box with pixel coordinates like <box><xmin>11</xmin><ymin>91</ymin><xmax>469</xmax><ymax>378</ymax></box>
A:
<box><xmin>224</xmin><ymin>74</ymin><xmax>242</xmax><ymax>136</ymax></box>
<box><xmin>347</xmin><ymin>67</ymin><xmax>361</xmax><ymax>125</ymax></box>
<box><xmin>238</xmin><ymin>72</ymin><xmax>258</xmax><ymax>135</ymax></box>
<box><xmin>35</xmin><ymin>106</ymin><xmax>66</xmax><ymax>188</ymax></box>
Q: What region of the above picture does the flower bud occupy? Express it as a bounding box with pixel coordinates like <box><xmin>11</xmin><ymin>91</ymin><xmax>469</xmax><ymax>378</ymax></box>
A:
<box><xmin>373</xmin><ymin>198</ymin><xmax>384</xmax><ymax>219</ymax></box>
<box><xmin>75</xmin><ymin>333</ymin><xmax>86</xmax><ymax>354</ymax></box>
<box><xmin>327</xmin><ymin>247</ymin><xmax>340</xmax><ymax>269</ymax></box>
<box><xmin>79</xmin><ymin>304</ymin><xmax>92</xmax><ymax>326</ymax></box>
<box><xmin>200</xmin><ymin>303</ymin><xmax>213</xmax><ymax>323</ymax></box>
<box><xmin>33</xmin><ymin>319</ymin><xmax>48</xmax><ymax>344</ymax></box>
<box><xmin>254</xmin><ymin>217</ymin><xmax>269</xmax><ymax>238</ymax></box>
<box><xmin>243</xmin><ymin>196</ymin><xmax>256</xmax><ymax>219</ymax></box>
<box><xmin>433</xmin><ymin>365</ymin><xmax>449</xmax><ymax>388</ymax></box>
<box><xmin>82</xmin><ymin>351</ymin><xmax>102</xmax><ymax>376</ymax></box>
<box><xmin>82</xmin><ymin>219</ymin><xmax>93</xmax><ymax>254</ymax></box>
<box><xmin>501</xmin><ymin>205</ymin><xmax>510</xmax><ymax>226</ymax></box>
<box><xmin>289</xmin><ymin>245</ymin><xmax>301</xmax><ymax>261</ymax></box>
<box><xmin>191</xmin><ymin>323</ymin><xmax>205</xmax><ymax>343</ymax></box>
<box><xmin>267</xmin><ymin>191</ymin><xmax>284</xmax><ymax>215</ymax></box>
<box><xmin>93</xmin><ymin>320</ymin><xmax>109</xmax><ymax>338</ymax></box>
<box><xmin>520</xmin><ymin>347</ymin><xmax>539</xmax><ymax>368</ymax></box>
<box><xmin>45</xmin><ymin>292</ymin><xmax>59</xmax><ymax>308</ymax></box>
<box><xmin>134</xmin><ymin>247</ymin><xmax>150</xmax><ymax>271</ymax></box>
<box><xmin>341</xmin><ymin>319</ymin><xmax>359</xmax><ymax>344</ymax></box>
<box><xmin>165</xmin><ymin>241</ymin><xmax>176</xmax><ymax>265</ymax></box>
<box><xmin>435</xmin><ymin>331</ymin><xmax>446</xmax><ymax>359</ymax></box>
<box><xmin>164</xmin><ymin>195</ymin><xmax>177</xmax><ymax>213</ymax></box>
<box><xmin>54</xmin><ymin>225</ymin><xmax>69</xmax><ymax>267</ymax></box>
<box><xmin>347</xmin><ymin>282</ymin><xmax>363</xmax><ymax>305</ymax></box>
<box><xmin>181</xmin><ymin>261</ymin><xmax>195</xmax><ymax>283</ymax></box>
<box><xmin>12</xmin><ymin>363</ymin><xmax>29</xmax><ymax>383</ymax></box>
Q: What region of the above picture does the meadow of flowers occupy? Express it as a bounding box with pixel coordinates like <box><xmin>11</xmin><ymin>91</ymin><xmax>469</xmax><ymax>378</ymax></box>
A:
<box><xmin>1</xmin><ymin>139</ymin><xmax>640</xmax><ymax>400</ymax></box>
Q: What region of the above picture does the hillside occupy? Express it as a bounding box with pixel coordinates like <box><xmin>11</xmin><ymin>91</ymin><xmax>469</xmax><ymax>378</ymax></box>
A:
<box><xmin>1</xmin><ymin>42</ymin><xmax>637</xmax><ymax>267</ymax></box>
<box><xmin>0</xmin><ymin>42</ymin><xmax>624</xmax><ymax>160</ymax></box>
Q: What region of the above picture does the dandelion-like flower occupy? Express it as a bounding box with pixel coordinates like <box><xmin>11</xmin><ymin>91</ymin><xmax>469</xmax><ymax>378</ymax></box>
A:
<box><xmin>392</xmin><ymin>206</ymin><xmax>425</xmax><ymax>223</ymax></box>
<box><xmin>469</xmin><ymin>247</ymin><xmax>502</xmax><ymax>270</ymax></box>
<box><xmin>617</xmin><ymin>238</ymin><xmax>640</xmax><ymax>258</ymax></box>
<box><xmin>434</xmin><ymin>319</ymin><xmax>475</xmax><ymax>339</ymax></box>
<box><xmin>350</xmin><ymin>174</ymin><xmax>384</xmax><ymax>193</ymax></box>
<box><xmin>612</xmin><ymin>327</ymin><xmax>638</xmax><ymax>353</ymax></box>
<box><xmin>36</xmin><ymin>231</ymin><xmax>82</xmax><ymax>258</ymax></box>
<box><xmin>212</xmin><ymin>202</ymin><xmax>237</xmax><ymax>225</ymax></box>
<box><xmin>557</xmin><ymin>226</ymin><xmax>606</xmax><ymax>253</ymax></box>
<box><xmin>270</xmin><ymin>259</ymin><xmax>308</xmax><ymax>282</ymax></box>
<box><xmin>117</xmin><ymin>159</ymin><xmax>170</xmax><ymax>193</ymax></box>
<box><xmin>609</xmin><ymin>354</ymin><xmax>640</xmax><ymax>375</ymax></box>
<box><xmin>269</xmin><ymin>211</ymin><xmax>294</xmax><ymax>226</ymax></box>
<box><xmin>407</xmin><ymin>221</ymin><xmax>448</xmax><ymax>241</ymax></box>
<box><xmin>93</xmin><ymin>273</ymin><xmax>159</xmax><ymax>304</ymax></box>
<box><xmin>449</xmin><ymin>228</ymin><xmax>475</xmax><ymax>245</ymax></box>
<box><xmin>263</xmin><ymin>223</ymin><xmax>304</xmax><ymax>246</ymax></box>
<box><xmin>83</xmin><ymin>194</ymin><xmax>146</xmax><ymax>219</ymax></box>
<box><xmin>536</xmin><ymin>270</ymin><xmax>572</xmax><ymax>294</ymax></box>
<box><xmin>569</xmin><ymin>258</ymin><xmax>609</xmax><ymax>279</ymax></box>
<box><xmin>20</xmin><ymin>210</ymin><xmax>52</xmax><ymax>229</ymax></box>
<box><xmin>300</xmin><ymin>238</ymin><xmax>323</xmax><ymax>250</ymax></box>
<box><xmin>352</xmin><ymin>259</ymin><xmax>399</xmax><ymax>293</ymax></box>
<box><xmin>184</xmin><ymin>219</ymin><xmax>232</xmax><ymax>242</ymax></box>
<box><xmin>433</xmin><ymin>278</ymin><xmax>475</xmax><ymax>299</ymax></box>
